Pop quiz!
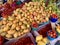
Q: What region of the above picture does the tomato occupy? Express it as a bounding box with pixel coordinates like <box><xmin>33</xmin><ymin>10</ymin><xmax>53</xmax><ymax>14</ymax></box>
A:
<box><xmin>48</xmin><ymin>30</ymin><xmax>57</xmax><ymax>38</ymax></box>
<box><xmin>2</xmin><ymin>12</ymin><xmax>8</xmax><ymax>18</ymax></box>
<box><xmin>32</xmin><ymin>22</ymin><xmax>38</xmax><ymax>28</ymax></box>
<box><xmin>4</xmin><ymin>3</ymin><xmax>11</xmax><ymax>9</ymax></box>
<box><xmin>52</xmin><ymin>14</ymin><xmax>58</xmax><ymax>19</ymax></box>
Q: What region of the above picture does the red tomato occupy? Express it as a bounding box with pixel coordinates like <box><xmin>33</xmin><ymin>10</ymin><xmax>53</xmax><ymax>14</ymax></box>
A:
<box><xmin>50</xmin><ymin>32</ymin><xmax>53</xmax><ymax>34</ymax></box>
<box><xmin>52</xmin><ymin>14</ymin><xmax>58</xmax><ymax>18</ymax></box>
<box><xmin>2</xmin><ymin>13</ymin><xmax>8</xmax><ymax>18</ymax></box>
<box><xmin>32</xmin><ymin>22</ymin><xmax>38</xmax><ymax>28</ymax></box>
<box><xmin>50</xmin><ymin>34</ymin><xmax>53</xmax><ymax>37</ymax></box>
<box><xmin>4</xmin><ymin>3</ymin><xmax>11</xmax><ymax>9</ymax></box>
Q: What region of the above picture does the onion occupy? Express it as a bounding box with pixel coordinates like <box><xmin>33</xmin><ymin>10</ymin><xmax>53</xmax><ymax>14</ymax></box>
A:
<box><xmin>6</xmin><ymin>34</ymin><xmax>12</xmax><ymax>38</ymax></box>
<box><xmin>13</xmin><ymin>32</ymin><xmax>18</xmax><ymax>38</ymax></box>
<box><xmin>7</xmin><ymin>30</ymin><xmax>16</xmax><ymax>35</ymax></box>
<box><xmin>16</xmin><ymin>26</ymin><xmax>20</xmax><ymax>31</ymax></box>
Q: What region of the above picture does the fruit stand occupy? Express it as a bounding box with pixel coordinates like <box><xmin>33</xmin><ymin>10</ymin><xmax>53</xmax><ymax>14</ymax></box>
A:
<box><xmin>0</xmin><ymin>0</ymin><xmax>60</xmax><ymax>45</ymax></box>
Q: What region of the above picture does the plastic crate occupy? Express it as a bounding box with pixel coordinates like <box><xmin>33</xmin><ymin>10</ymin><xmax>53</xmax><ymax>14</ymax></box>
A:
<box><xmin>4</xmin><ymin>33</ymin><xmax>36</xmax><ymax>45</ymax></box>
<box><xmin>31</xmin><ymin>21</ymin><xmax>50</xmax><ymax>37</ymax></box>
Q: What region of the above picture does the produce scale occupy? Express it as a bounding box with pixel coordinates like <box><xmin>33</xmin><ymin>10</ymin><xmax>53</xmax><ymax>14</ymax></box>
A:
<box><xmin>0</xmin><ymin>0</ymin><xmax>60</xmax><ymax>45</ymax></box>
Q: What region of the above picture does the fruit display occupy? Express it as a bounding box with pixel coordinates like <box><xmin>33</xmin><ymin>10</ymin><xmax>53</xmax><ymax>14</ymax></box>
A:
<box><xmin>51</xmin><ymin>14</ymin><xmax>58</xmax><ymax>19</ymax></box>
<box><xmin>0</xmin><ymin>15</ymin><xmax>30</xmax><ymax>39</ymax></box>
<box><xmin>47</xmin><ymin>30</ymin><xmax>57</xmax><ymax>38</ymax></box>
<box><xmin>31</xmin><ymin>22</ymin><xmax>38</xmax><ymax>31</ymax></box>
<box><xmin>36</xmin><ymin>35</ymin><xmax>49</xmax><ymax>45</ymax></box>
<box><xmin>50</xmin><ymin>14</ymin><xmax>58</xmax><ymax>22</ymax></box>
<box><xmin>1</xmin><ymin>1</ymin><xmax>24</xmax><ymax>18</ymax></box>
<box><xmin>0</xmin><ymin>0</ymin><xmax>60</xmax><ymax>45</ymax></box>
<box><xmin>2</xmin><ymin>0</ymin><xmax>55</xmax><ymax>22</ymax></box>
<box><xmin>13</xmin><ymin>2</ymin><xmax>50</xmax><ymax>24</ymax></box>
<box><xmin>32</xmin><ymin>22</ymin><xmax>38</xmax><ymax>28</ymax></box>
<box><xmin>0</xmin><ymin>1</ymin><xmax>54</xmax><ymax>39</ymax></box>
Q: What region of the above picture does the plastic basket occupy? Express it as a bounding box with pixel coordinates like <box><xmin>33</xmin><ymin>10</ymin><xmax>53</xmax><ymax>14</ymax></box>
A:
<box><xmin>4</xmin><ymin>33</ymin><xmax>36</xmax><ymax>45</ymax></box>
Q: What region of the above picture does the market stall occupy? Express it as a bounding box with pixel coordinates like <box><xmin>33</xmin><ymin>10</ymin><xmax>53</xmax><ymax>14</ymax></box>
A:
<box><xmin>0</xmin><ymin>0</ymin><xmax>60</xmax><ymax>45</ymax></box>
